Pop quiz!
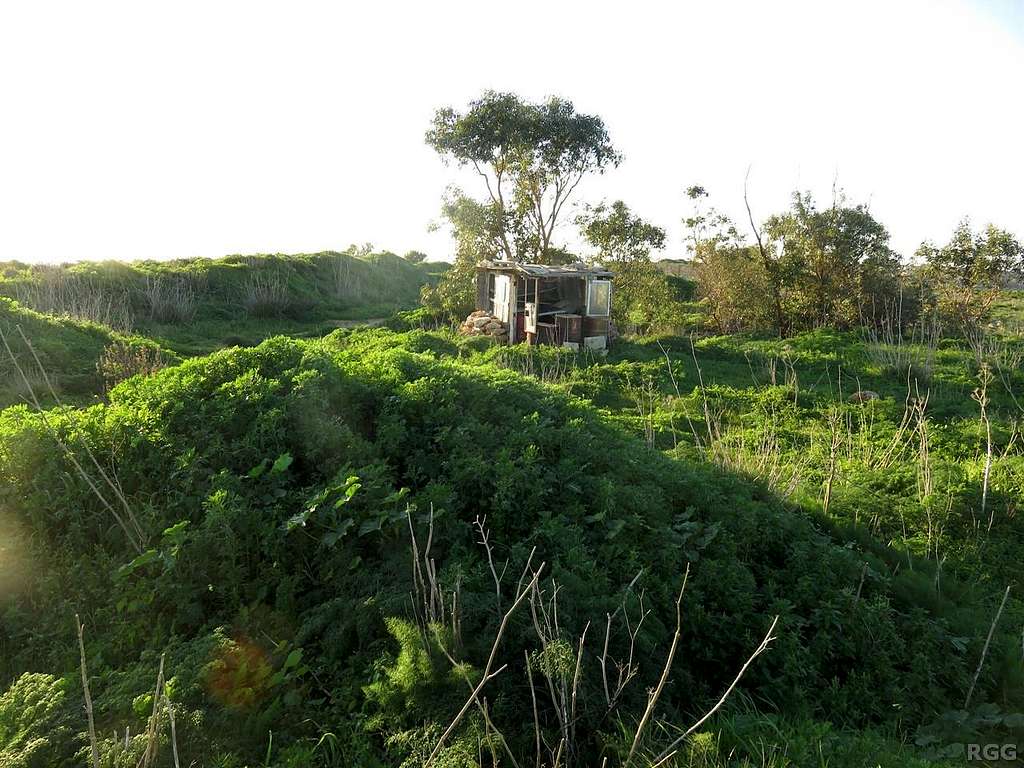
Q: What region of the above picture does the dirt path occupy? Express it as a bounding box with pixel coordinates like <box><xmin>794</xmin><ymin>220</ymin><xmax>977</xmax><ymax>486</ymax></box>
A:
<box><xmin>326</xmin><ymin>317</ymin><xmax>389</xmax><ymax>329</ymax></box>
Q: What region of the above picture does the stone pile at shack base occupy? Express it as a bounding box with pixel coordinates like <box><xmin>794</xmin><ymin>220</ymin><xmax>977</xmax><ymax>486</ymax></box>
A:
<box><xmin>459</xmin><ymin>310</ymin><xmax>509</xmax><ymax>342</ymax></box>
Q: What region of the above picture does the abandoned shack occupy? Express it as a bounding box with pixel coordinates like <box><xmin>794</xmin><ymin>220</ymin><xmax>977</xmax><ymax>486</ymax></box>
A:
<box><xmin>469</xmin><ymin>260</ymin><xmax>615</xmax><ymax>349</ymax></box>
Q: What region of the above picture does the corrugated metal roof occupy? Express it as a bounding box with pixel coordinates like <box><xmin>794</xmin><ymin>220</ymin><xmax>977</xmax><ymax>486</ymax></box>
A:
<box><xmin>476</xmin><ymin>260</ymin><xmax>614</xmax><ymax>278</ymax></box>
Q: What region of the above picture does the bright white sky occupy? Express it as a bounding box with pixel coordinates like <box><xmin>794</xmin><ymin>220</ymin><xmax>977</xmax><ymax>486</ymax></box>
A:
<box><xmin>1</xmin><ymin>0</ymin><xmax>1021</xmax><ymax>264</ymax></box>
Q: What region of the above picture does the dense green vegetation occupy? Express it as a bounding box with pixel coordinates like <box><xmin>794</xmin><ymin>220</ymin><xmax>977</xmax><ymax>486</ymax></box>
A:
<box><xmin>2</xmin><ymin>316</ymin><xmax>1023</xmax><ymax>766</ymax></box>
<box><xmin>684</xmin><ymin>187</ymin><xmax>1023</xmax><ymax>342</ymax></box>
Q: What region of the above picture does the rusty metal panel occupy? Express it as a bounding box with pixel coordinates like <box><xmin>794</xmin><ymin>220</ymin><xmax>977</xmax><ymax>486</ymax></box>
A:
<box><xmin>583</xmin><ymin>316</ymin><xmax>609</xmax><ymax>337</ymax></box>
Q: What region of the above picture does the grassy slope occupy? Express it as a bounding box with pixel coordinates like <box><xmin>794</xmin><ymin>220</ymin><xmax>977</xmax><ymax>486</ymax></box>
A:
<box><xmin>992</xmin><ymin>289</ymin><xmax>1024</xmax><ymax>328</ymax></box>
<box><xmin>0</xmin><ymin>251</ymin><xmax>445</xmax><ymax>357</ymax></box>
<box><xmin>0</xmin><ymin>285</ymin><xmax>1020</xmax><ymax>766</ymax></box>
<box><xmin>0</xmin><ymin>252</ymin><xmax>445</xmax><ymax>407</ymax></box>
<box><xmin>1</xmin><ymin>326</ymin><xmax>1020</xmax><ymax>766</ymax></box>
<box><xmin>0</xmin><ymin>297</ymin><xmax>177</xmax><ymax>410</ymax></box>
<box><xmin>475</xmin><ymin>325</ymin><xmax>1024</xmax><ymax>590</ymax></box>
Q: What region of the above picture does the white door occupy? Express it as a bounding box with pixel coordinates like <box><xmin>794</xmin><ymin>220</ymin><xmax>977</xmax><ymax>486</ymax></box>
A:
<box><xmin>493</xmin><ymin>274</ymin><xmax>511</xmax><ymax>323</ymax></box>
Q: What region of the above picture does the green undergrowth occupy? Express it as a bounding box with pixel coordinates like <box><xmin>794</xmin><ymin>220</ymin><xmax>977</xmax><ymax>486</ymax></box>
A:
<box><xmin>1</xmin><ymin>327</ymin><xmax>1021</xmax><ymax>766</ymax></box>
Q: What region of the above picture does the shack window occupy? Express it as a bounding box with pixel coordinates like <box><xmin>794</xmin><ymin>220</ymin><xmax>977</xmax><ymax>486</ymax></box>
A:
<box><xmin>587</xmin><ymin>280</ymin><xmax>611</xmax><ymax>316</ymax></box>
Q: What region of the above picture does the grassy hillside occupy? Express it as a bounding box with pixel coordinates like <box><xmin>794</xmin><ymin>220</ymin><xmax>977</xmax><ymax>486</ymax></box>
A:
<box><xmin>993</xmin><ymin>290</ymin><xmax>1024</xmax><ymax>329</ymax></box>
<box><xmin>0</xmin><ymin>250</ymin><xmax>444</xmax><ymax>408</ymax></box>
<box><xmin>0</xmin><ymin>250</ymin><xmax>444</xmax><ymax>356</ymax></box>
<box><xmin>0</xmin><ymin>297</ymin><xmax>177</xmax><ymax>410</ymax></box>
<box><xmin>1</xmin><ymin>326</ymin><xmax>1021</xmax><ymax>766</ymax></box>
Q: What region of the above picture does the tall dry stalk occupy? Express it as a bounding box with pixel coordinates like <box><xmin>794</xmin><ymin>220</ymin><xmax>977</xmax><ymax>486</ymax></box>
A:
<box><xmin>242</xmin><ymin>271</ymin><xmax>291</xmax><ymax>318</ymax></box>
<box><xmin>599</xmin><ymin>576</ymin><xmax>649</xmax><ymax>714</ymax></box>
<box><xmin>167</xmin><ymin>693</ymin><xmax>181</xmax><ymax>768</ymax></box>
<box><xmin>76</xmin><ymin>614</ymin><xmax>101</xmax><ymax>768</ymax></box>
<box><xmin>14</xmin><ymin>269</ymin><xmax>134</xmax><ymax>331</ymax></box>
<box><xmin>412</xmin><ymin>522</ymin><xmax>780</xmax><ymax>768</ymax></box>
<box><xmin>626</xmin><ymin>374</ymin><xmax>658</xmax><ymax>449</ymax></box>
<box><xmin>141</xmin><ymin>654</ymin><xmax>166</xmax><ymax>768</ymax></box>
<box><xmin>525</xmin><ymin>650</ymin><xmax>542</xmax><ymax>768</ymax></box>
<box><xmin>710</xmin><ymin>405</ymin><xmax>804</xmax><ymax>501</ymax></box>
<box><xmin>332</xmin><ymin>252</ymin><xmax>366</xmax><ymax>301</ymax></box>
<box><xmin>854</xmin><ymin>563</ymin><xmax>868</xmax><ymax>605</ymax></box>
<box><xmin>657</xmin><ymin>342</ymin><xmax>682</xmax><ymax>449</ymax></box>
<box><xmin>428</xmin><ymin>514</ymin><xmax>525</xmax><ymax>768</ymax></box>
<box><xmin>530</xmin><ymin>579</ymin><xmax>574</xmax><ymax>763</ymax></box>
<box><xmin>912</xmin><ymin>388</ymin><xmax>932</xmax><ymax>503</ymax></box>
<box><xmin>408</xmin><ymin>506</ymin><xmax>439</xmax><ymax>621</ymax></box>
<box><xmin>869</xmin><ymin>375</ymin><xmax>917</xmax><ymax>471</ymax></box>
<box><xmin>651</xmin><ymin>615</ymin><xmax>780</xmax><ymax>767</ymax></box>
<box><xmin>861</xmin><ymin>302</ymin><xmax>939</xmax><ymax>384</ymax></box>
<box><xmin>965</xmin><ymin>586</ymin><xmax>1011</xmax><ymax>709</ymax></box>
<box><xmin>965</xmin><ymin>324</ymin><xmax>1024</xmax><ymax>424</ymax></box>
<box><xmin>143</xmin><ymin>275</ymin><xmax>198</xmax><ymax>324</ymax></box>
<box><xmin>623</xmin><ymin>565</ymin><xmax>689</xmax><ymax>768</ymax></box>
<box><xmin>426</xmin><ymin>564</ymin><xmax>545</xmax><ymax>766</ymax></box>
<box><xmin>781</xmin><ymin>353</ymin><xmax>799</xmax><ymax>406</ymax></box>
<box><xmin>972</xmin><ymin>365</ymin><xmax>995</xmax><ymax>532</ymax></box>
<box><xmin>690</xmin><ymin>335</ymin><xmax>715</xmax><ymax>444</ymax></box>
<box><xmin>474</xmin><ymin>515</ymin><xmax>508</xmax><ymax>617</ymax></box>
<box><xmin>822</xmin><ymin>408</ymin><xmax>843</xmax><ymax>516</ymax></box>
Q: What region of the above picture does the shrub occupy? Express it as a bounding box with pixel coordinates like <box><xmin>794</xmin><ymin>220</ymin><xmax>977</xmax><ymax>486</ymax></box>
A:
<box><xmin>242</xmin><ymin>272</ymin><xmax>293</xmax><ymax>318</ymax></box>
<box><xmin>0</xmin><ymin>673</ymin><xmax>75</xmax><ymax>767</ymax></box>
<box><xmin>142</xmin><ymin>275</ymin><xmax>198</xmax><ymax>324</ymax></box>
<box><xmin>12</xmin><ymin>267</ymin><xmax>134</xmax><ymax>332</ymax></box>
<box><xmin>96</xmin><ymin>340</ymin><xmax>170</xmax><ymax>391</ymax></box>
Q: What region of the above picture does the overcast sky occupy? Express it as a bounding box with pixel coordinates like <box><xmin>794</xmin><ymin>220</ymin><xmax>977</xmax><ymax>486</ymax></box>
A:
<box><xmin>1</xmin><ymin>0</ymin><xmax>1021</xmax><ymax>264</ymax></box>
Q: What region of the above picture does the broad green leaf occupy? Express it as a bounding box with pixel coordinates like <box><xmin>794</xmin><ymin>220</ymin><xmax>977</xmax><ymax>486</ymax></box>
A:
<box><xmin>247</xmin><ymin>459</ymin><xmax>269</xmax><ymax>479</ymax></box>
<box><xmin>271</xmin><ymin>453</ymin><xmax>293</xmax><ymax>474</ymax></box>
<box><xmin>358</xmin><ymin>518</ymin><xmax>382</xmax><ymax>536</ymax></box>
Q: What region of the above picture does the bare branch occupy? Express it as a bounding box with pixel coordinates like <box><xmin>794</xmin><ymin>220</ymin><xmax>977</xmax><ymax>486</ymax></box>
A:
<box><xmin>76</xmin><ymin>615</ymin><xmax>100</xmax><ymax>768</ymax></box>
<box><xmin>167</xmin><ymin>692</ymin><xmax>181</xmax><ymax>768</ymax></box>
<box><xmin>652</xmin><ymin>615</ymin><xmax>780</xmax><ymax>766</ymax></box>
<box><xmin>624</xmin><ymin>564</ymin><xmax>689</xmax><ymax>768</ymax></box>
<box><xmin>475</xmin><ymin>515</ymin><xmax>507</xmax><ymax>615</ymax></box>
<box><xmin>141</xmin><ymin>653</ymin><xmax>166</xmax><ymax>768</ymax></box>
<box><xmin>427</xmin><ymin>563</ymin><xmax>546</xmax><ymax>766</ymax></box>
<box><xmin>965</xmin><ymin>585</ymin><xmax>1011</xmax><ymax>709</ymax></box>
<box><xmin>526</xmin><ymin>650</ymin><xmax>542</xmax><ymax>768</ymax></box>
<box><xmin>569</xmin><ymin>622</ymin><xmax>590</xmax><ymax>753</ymax></box>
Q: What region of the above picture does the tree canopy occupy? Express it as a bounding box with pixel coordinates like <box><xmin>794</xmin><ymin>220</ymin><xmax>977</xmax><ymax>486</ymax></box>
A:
<box><xmin>689</xmin><ymin>186</ymin><xmax>907</xmax><ymax>335</ymax></box>
<box><xmin>763</xmin><ymin>191</ymin><xmax>900</xmax><ymax>329</ymax></box>
<box><xmin>579</xmin><ymin>200</ymin><xmax>666</xmax><ymax>263</ymax></box>
<box><xmin>427</xmin><ymin>91</ymin><xmax>620</xmax><ymax>264</ymax></box>
<box><xmin>579</xmin><ymin>200</ymin><xmax>674</xmax><ymax>332</ymax></box>
<box><xmin>917</xmin><ymin>220</ymin><xmax>1024</xmax><ymax>331</ymax></box>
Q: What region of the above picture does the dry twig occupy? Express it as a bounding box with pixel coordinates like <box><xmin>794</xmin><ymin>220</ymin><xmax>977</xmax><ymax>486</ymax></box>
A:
<box><xmin>76</xmin><ymin>614</ymin><xmax>101</xmax><ymax>768</ymax></box>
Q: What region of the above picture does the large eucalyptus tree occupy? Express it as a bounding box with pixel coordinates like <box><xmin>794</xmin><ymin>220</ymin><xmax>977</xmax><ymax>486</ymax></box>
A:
<box><xmin>427</xmin><ymin>91</ymin><xmax>620</xmax><ymax>264</ymax></box>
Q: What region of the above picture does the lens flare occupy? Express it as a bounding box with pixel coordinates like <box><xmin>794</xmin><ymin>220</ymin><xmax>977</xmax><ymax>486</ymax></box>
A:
<box><xmin>205</xmin><ymin>634</ymin><xmax>274</xmax><ymax>711</ymax></box>
<box><xmin>0</xmin><ymin>509</ymin><xmax>33</xmax><ymax>603</ymax></box>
